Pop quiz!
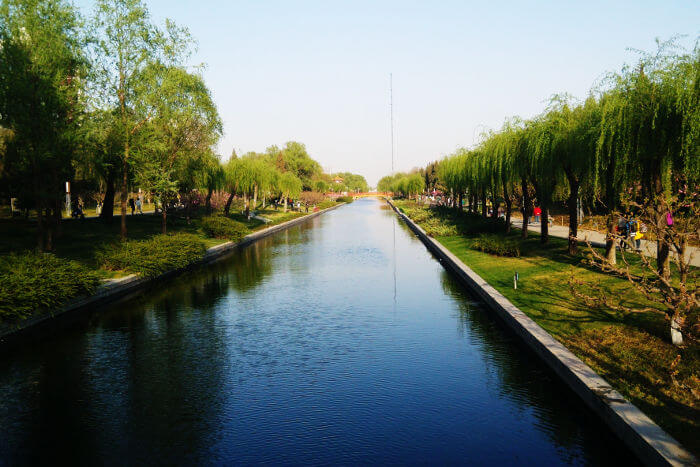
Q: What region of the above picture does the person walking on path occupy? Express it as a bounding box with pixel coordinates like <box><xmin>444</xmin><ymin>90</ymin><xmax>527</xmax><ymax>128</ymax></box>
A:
<box><xmin>128</xmin><ymin>197</ymin><xmax>135</xmax><ymax>215</ymax></box>
<box><xmin>533</xmin><ymin>206</ymin><xmax>542</xmax><ymax>224</ymax></box>
<box><xmin>135</xmin><ymin>196</ymin><xmax>143</xmax><ymax>214</ymax></box>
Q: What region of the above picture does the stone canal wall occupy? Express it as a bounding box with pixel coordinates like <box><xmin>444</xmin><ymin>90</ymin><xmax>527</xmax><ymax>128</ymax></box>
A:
<box><xmin>0</xmin><ymin>203</ymin><xmax>344</xmax><ymax>346</ymax></box>
<box><xmin>387</xmin><ymin>200</ymin><xmax>695</xmax><ymax>467</ymax></box>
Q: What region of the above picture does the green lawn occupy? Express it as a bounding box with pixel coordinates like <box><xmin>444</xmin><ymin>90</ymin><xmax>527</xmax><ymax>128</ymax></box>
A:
<box><xmin>0</xmin><ymin>203</ymin><xmax>333</xmax><ymax>278</ymax></box>
<box><xmin>394</xmin><ymin>200</ymin><xmax>699</xmax><ymax>456</ymax></box>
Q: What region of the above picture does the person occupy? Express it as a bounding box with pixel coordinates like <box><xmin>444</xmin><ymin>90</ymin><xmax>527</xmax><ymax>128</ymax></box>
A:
<box><xmin>533</xmin><ymin>206</ymin><xmax>542</xmax><ymax>223</ymax></box>
<box><xmin>635</xmin><ymin>221</ymin><xmax>647</xmax><ymax>251</ymax></box>
<box><xmin>135</xmin><ymin>196</ymin><xmax>143</xmax><ymax>214</ymax></box>
<box><xmin>617</xmin><ymin>214</ymin><xmax>628</xmax><ymax>250</ymax></box>
<box><xmin>128</xmin><ymin>197</ymin><xmax>136</xmax><ymax>215</ymax></box>
<box><xmin>96</xmin><ymin>200</ymin><xmax>102</xmax><ymax>216</ymax></box>
<box><xmin>626</xmin><ymin>215</ymin><xmax>638</xmax><ymax>252</ymax></box>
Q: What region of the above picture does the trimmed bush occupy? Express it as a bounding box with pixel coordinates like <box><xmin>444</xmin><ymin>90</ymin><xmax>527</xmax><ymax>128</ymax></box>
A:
<box><xmin>336</xmin><ymin>196</ymin><xmax>354</xmax><ymax>203</ymax></box>
<box><xmin>471</xmin><ymin>234</ymin><xmax>521</xmax><ymax>257</ymax></box>
<box><xmin>201</xmin><ymin>216</ymin><xmax>248</xmax><ymax>242</ymax></box>
<box><xmin>0</xmin><ymin>252</ymin><xmax>101</xmax><ymax>322</ymax></box>
<box><xmin>97</xmin><ymin>233</ymin><xmax>207</xmax><ymax>277</ymax></box>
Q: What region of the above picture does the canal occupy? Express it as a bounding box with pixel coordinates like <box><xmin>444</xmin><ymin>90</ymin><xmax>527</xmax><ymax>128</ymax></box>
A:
<box><xmin>0</xmin><ymin>198</ymin><xmax>631</xmax><ymax>465</ymax></box>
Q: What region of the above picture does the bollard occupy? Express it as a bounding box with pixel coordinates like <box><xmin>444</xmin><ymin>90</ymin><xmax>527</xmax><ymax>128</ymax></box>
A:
<box><xmin>514</xmin><ymin>271</ymin><xmax>519</xmax><ymax>289</ymax></box>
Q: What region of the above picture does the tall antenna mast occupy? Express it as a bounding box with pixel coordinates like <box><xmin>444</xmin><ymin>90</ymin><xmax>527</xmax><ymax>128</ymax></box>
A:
<box><xmin>390</xmin><ymin>73</ymin><xmax>394</xmax><ymax>174</ymax></box>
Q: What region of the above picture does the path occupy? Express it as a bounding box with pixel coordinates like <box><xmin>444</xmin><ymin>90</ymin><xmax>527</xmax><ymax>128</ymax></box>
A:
<box><xmin>514</xmin><ymin>217</ymin><xmax>699</xmax><ymax>267</ymax></box>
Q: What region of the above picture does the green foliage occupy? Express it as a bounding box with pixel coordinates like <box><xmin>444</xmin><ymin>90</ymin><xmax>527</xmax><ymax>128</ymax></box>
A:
<box><xmin>97</xmin><ymin>233</ymin><xmax>206</xmax><ymax>277</ymax></box>
<box><xmin>472</xmin><ymin>234</ymin><xmax>521</xmax><ymax>257</ymax></box>
<box><xmin>201</xmin><ymin>216</ymin><xmax>247</xmax><ymax>242</ymax></box>
<box><xmin>0</xmin><ymin>252</ymin><xmax>101</xmax><ymax>322</ymax></box>
<box><xmin>336</xmin><ymin>196</ymin><xmax>354</xmax><ymax>203</ymax></box>
<box><xmin>381</xmin><ymin>172</ymin><xmax>425</xmax><ymax>198</ymax></box>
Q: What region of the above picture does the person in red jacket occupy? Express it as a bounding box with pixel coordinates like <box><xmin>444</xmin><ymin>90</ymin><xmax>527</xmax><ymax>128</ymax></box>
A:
<box><xmin>533</xmin><ymin>206</ymin><xmax>542</xmax><ymax>223</ymax></box>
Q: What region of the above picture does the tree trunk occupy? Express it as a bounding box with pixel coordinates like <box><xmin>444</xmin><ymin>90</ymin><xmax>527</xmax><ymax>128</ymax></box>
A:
<box><xmin>458</xmin><ymin>192</ymin><xmax>463</xmax><ymax>211</ymax></box>
<box><xmin>253</xmin><ymin>185</ymin><xmax>258</xmax><ymax>211</ymax></box>
<box><xmin>244</xmin><ymin>193</ymin><xmax>250</xmax><ymax>218</ymax></box>
<box><xmin>491</xmin><ymin>199</ymin><xmax>499</xmax><ymax>220</ymax></box>
<box><xmin>653</xmin><ymin>175</ymin><xmax>670</xmax><ymax>279</ymax></box>
<box><xmin>503</xmin><ymin>178</ymin><xmax>512</xmax><ymax>233</ymax></box>
<box><xmin>671</xmin><ymin>315</ymin><xmax>683</xmax><ymax>346</ymax></box>
<box><xmin>481</xmin><ymin>189</ymin><xmax>487</xmax><ymax>217</ymax></box>
<box><xmin>521</xmin><ymin>177</ymin><xmax>530</xmax><ymax>239</ymax></box>
<box><xmin>224</xmin><ymin>192</ymin><xmax>234</xmax><ymax>216</ymax></box>
<box><xmin>205</xmin><ymin>188</ymin><xmax>213</xmax><ymax>214</ymax></box>
<box><xmin>100</xmin><ymin>174</ymin><xmax>115</xmax><ymax>223</ymax></box>
<box><xmin>120</xmin><ymin>154</ymin><xmax>128</xmax><ymax>241</ymax></box>
<box><xmin>605</xmin><ymin>212</ymin><xmax>617</xmax><ymax>264</ymax></box>
<box><xmin>284</xmin><ymin>197</ymin><xmax>288</xmax><ymax>212</ymax></box>
<box><xmin>565</xmin><ymin>171</ymin><xmax>579</xmax><ymax>254</ymax></box>
<box><xmin>540</xmin><ymin>205</ymin><xmax>549</xmax><ymax>244</ymax></box>
<box><xmin>34</xmin><ymin>177</ymin><xmax>45</xmax><ymax>251</ymax></box>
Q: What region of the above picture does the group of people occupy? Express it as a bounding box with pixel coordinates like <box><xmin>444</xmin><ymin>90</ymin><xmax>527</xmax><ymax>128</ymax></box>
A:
<box><xmin>616</xmin><ymin>214</ymin><xmax>647</xmax><ymax>251</ymax></box>
<box><xmin>128</xmin><ymin>196</ymin><xmax>144</xmax><ymax>215</ymax></box>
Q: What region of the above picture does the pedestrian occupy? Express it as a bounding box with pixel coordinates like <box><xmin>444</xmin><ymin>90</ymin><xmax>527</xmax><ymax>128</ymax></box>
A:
<box><xmin>135</xmin><ymin>196</ymin><xmax>143</xmax><ymax>214</ymax></box>
<box><xmin>128</xmin><ymin>197</ymin><xmax>135</xmax><ymax>215</ymax></box>
<box><xmin>617</xmin><ymin>214</ymin><xmax>628</xmax><ymax>250</ymax></box>
<box><xmin>533</xmin><ymin>206</ymin><xmax>542</xmax><ymax>223</ymax></box>
<box><xmin>635</xmin><ymin>221</ymin><xmax>647</xmax><ymax>251</ymax></box>
<box><xmin>626</xmin><ymin>215</ymin><xmax>638</xmax><ymax>252</ymax></box>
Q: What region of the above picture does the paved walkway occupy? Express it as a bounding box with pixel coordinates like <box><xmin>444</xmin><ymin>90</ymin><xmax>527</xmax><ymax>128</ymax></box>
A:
<box><xmin>514</xmin><ymin>217</ymin><xmax>699</xmax><ymax>267</ymax></box>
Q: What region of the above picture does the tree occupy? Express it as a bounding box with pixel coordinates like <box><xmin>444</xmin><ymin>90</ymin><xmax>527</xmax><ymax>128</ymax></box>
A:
<box><xmin>277</xmin><ymin>172</ymin><xmax>302</xmax><ymax>212</ymax></box>
<box><xmin>571</xmin><ymin>195</ymin><xmax>698</xmax><ymax>346</ymax></box>
<box><xmin>91</xmin><ymin>0</ymin><xmax>192</xmax><ymax>239</ymax></box>
<box><xmin>0</xmin><ymin>0</ymin><xmax>87</xmax><ymax>250</ymax></box>
<box><xmin>131</xmin><ymin>64</ymin><xmax>221</xmax><ymax>233</ymax></box>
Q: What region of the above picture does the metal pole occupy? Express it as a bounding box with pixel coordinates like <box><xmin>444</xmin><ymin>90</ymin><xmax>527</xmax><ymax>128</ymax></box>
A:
<box><xmin>390</xmin><ymin>73</ymin><xmax>394</xmax><ymax>174</ymax></box>
<box><xmin>65</xmin><ymin>181</ymin><xmax>71</xmax><ymax>217</ymax></box>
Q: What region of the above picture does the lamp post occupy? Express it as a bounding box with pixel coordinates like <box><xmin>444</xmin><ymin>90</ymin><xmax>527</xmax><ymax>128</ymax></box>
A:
<box><xmin>65</xmin><ymin>181</ymin><xmax>71</xmax><ymax>217</ymax></box>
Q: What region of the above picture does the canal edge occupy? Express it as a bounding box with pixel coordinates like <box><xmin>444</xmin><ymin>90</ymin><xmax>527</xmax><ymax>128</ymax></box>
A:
<box><xmin>386</xmin><ymin>199</ymin><xmax>696</xmax><ymax>467</ymax></box>
<box><xmin>0</xmin><ymin>203</ymin><xmax>346</xmax><ymax>346</ymax></box>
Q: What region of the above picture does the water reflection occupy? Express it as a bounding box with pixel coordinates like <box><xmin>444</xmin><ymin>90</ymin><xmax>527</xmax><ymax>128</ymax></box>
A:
<box><xmin>0</xmin><ymin>198</ymin><xmax>633</xmax><ymax>465</ymax></box>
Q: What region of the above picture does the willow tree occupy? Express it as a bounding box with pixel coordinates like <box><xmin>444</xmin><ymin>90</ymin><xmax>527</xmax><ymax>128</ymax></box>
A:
<box><xmin>488</xmin><ymin>120</ymin><xmax>520</xmax><ymax>232</ymax></box>
<box><xmin>132</xmin><ymin>64</ymin><xmax>221</xmax><ymax>233</ymax></box>
<box><xmin>598</xmin><ymin>40</ymin><xmax>699</xmax><ymax>277</ymax></box>
<box><xmin>277</xmin><ymin>172</ymin><xmax>302</xmax><ymax>212</ymax></box>
<box><xmin>555</xmin><ymin>96</ymin><xmax>601</xmax><ymax>254</ymax></box>
<box><xmin>200</xmin><ymin>152</ymin><xmax>224</xmax><ymax>214</ymax></box>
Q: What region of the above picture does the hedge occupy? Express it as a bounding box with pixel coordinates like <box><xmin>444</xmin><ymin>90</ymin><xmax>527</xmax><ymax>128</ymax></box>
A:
<box><xmin>471</xmin><ymin>234</ymin><xmax>521</xmax><ymax>257</ymax></box>
<box><xmin>97</xmin><ymin>233</ymin><xmax>207</xmax><ymax>277</ymax></box>
<box><xmin>0</xmin><ymin>252</ymin><xmax>101</xmax><ymax>322</ymax></box>
<box><xmin>201</xmin><ymin>216</ymin><xmax>248</xmax><ymax>242</ymax></box>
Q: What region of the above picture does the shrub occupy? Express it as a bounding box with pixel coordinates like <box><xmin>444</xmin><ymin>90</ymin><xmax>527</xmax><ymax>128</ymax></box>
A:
<box><xmin>0</xmin><ymin>252</ymin><xmax>101</xmax><ymax>322</ymax></box>
<box><xmin>422</xmin><ymin>218</ymin><xmax>459</xmax><ymax>237</ymax></box>
<box><xmin>201</xmin><ymin>216</ymin><xmax>248</xmax><ymax>242</ymax></box>
<box><xmin>316</xmin><ymin>200</ymin><xmax>336</xmax><ymax>210</ymax></box>
<box><xmin>336</xmin><ymin>196</ymin><xmax>354</xmax><ymax>203</ymax></box>
<box><xmin>471</xmin><ymin>234</ymin><xmax>520</xmax><ymax>257</ymax></box>
<box><xmin>97</xmin><ymin>233</ymin><xmax>207</xmax><ymax>277</ymax></box>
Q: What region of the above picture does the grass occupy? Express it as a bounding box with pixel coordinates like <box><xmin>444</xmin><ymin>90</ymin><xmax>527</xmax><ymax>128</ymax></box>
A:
<box><xmin>394</xmin><ymin>200</ymin><xmax>699</xmax><ymax>456</ymax></box>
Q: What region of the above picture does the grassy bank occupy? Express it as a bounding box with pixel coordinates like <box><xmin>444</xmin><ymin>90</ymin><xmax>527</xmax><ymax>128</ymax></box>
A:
<box><xmin>0</xmin><ymin>201</ymin><xmax>340</xmax><ymax>325</ymax></box>
<box><xmin>392</xmin><ymin>199</ymin><xmax>699</xmax><ymax>456</ymax></box>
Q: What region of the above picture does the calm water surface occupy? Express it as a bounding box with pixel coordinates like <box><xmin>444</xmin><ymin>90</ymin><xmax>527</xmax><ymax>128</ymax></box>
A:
<box><xmin>0</xmin><ymin>199</ymin><xmax>632</xmax><ymax>465</ymax></box>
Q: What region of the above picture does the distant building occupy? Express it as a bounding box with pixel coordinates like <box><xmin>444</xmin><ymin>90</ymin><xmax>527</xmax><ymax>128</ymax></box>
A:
<box><xmin>332</xmin><ymin>176</ymin><xmax>344</xmax><ymax>184</ymax></box>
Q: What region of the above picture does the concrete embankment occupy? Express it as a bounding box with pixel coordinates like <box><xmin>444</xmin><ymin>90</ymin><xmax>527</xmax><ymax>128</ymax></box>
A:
<box><xmin>387</xmin><ymin>200</ymin><xmax>696</xmax><ymax>467</ymax></box>
<box><xmin>0</xmin><ymin>204</ymin><xmax>343</xmax><ymax>347</ymax></box>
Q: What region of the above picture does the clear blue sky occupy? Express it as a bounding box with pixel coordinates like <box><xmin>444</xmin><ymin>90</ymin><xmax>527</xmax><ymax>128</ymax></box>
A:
<box><xmin>76</xmin><ymin>0</ymin><xmax>699</xmax><ymax>186</ymax></box>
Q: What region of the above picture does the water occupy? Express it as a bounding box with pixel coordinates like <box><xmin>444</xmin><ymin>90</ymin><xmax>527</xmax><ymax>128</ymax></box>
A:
<box><xmin>0</xmin><ymin>199</ymin><xmax>632</xmax><ymax>465</ymax></box>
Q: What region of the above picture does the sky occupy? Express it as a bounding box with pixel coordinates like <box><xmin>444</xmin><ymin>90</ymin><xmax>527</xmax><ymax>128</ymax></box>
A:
<box><xmin>75</xmin><ymin>0</ymin><xmax>699</xmax><ymax>186</ymax></box>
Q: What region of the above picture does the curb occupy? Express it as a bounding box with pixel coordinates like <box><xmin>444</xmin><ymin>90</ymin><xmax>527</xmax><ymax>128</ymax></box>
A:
<box><xmin>388</xmin><ymin>200</ymin><xmax>696</xmax><ymax>467</ymax></box>
<box><xmin>0</xmin><ymin>203</ymin><xmax>344</xmax><ymax>346</ymax></box>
